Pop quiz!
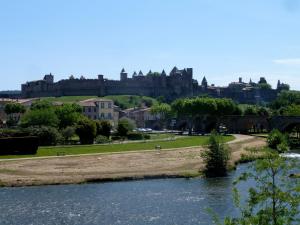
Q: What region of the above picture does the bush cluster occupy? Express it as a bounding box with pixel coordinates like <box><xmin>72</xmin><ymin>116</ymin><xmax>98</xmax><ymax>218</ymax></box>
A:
<box><xmin>267</xmin><ymin>129</ymin><xmax>289</xmax><ymax>153</ymax></box>
<box><xmin>0</xmin><ymin>136</ymin><xmax>39</xmax><ymax>155</ymax></box>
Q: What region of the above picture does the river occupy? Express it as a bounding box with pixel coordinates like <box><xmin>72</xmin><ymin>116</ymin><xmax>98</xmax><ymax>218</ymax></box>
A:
<box><xmin>0</xmin><ymin>157</ymin><xmax>299</xmax><ymax>225</ymax></box>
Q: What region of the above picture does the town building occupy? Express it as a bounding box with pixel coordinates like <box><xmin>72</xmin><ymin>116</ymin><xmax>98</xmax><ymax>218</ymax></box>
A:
<box><xmin>124</xmin><ymin>107</ymin><xmax>161</xmax><ymax>128</ymax></box>
<box><xmin>78</xmin><ymin>98</ymin><xmax>119</xmax><ymax>126</ymax></box>
<box><xmin>0</xmin><ymin>98</ymin><xmax>35</xmax><ymax>125</ymax></box>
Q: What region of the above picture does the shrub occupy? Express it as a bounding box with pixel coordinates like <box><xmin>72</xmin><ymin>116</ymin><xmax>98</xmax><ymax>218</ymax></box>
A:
<box><xmin>201</xmin><ymin>130</ymin><xmax>230</xmax><ymax>177</ymax></box>
<box><xmin>61</xmin><ymin>126</ymin><xmax>75</xmax><ymax>142</ymax></box>
<box><xmin>26</xmin><ymin>126</ymin><xmax>62</xmax><ymax>146</ymax></box>
<box><xmin>95</xmin><ymin>135</ymin><xmax>110</xmax><ymax>144</ymax></box>
<box><xmin>127</xmin><ymin>132</ymin><xmax>144</xmax><ymax>140</ymax></box>
<box><xmin>0</xmin><ymin>136</ymin><xmax>39</xmax><ymax>155</ymax></box>
<box><xmin>0</xmin><ymin>129</ymin><xmax>29</xmax><ymax>138</ymax></box>
<box><xmin>267</xmin><ymin>129</ymin><xmax>289</xmax><ymax>153</ymax></box>
<box><xmin>75</xmin><ymin>118</ymin><xmax>96</xmax><ymax>144</ymax></box>
<box><xmin>111</xmin><ymin>135</ymin><xmax>122</xmax><ymax>141</ymax></box>
<box><xmin>117</xmin><ymin>118</ymin><xmax>136</xmax><ymax>137</ymax></box>
<box><xmin>143</xmin><ymin>133</ymin><xmax>151</xmax><ymax>139</ymax></box>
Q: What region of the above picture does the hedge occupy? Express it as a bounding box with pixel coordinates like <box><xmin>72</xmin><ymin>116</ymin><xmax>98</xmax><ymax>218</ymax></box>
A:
<box><xmin>0</xmin><ymin>136</ymin><xmax>39</xmax><ymax>155</ymax></box>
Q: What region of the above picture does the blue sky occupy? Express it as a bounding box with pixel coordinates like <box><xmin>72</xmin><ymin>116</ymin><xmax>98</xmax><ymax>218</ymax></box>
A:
<box><xmin>1</xmin><ymin>0</ymin><xmax>300</xmax><ymax>90</ymax></box>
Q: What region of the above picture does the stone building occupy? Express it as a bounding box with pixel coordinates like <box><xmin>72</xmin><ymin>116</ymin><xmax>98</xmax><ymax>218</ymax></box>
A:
<box><xmin>78</xmin><ymin>98</ymin><xmax>118</xmax><ymax>126</ymax></box>
<box><xmin>124</xmin><ymin>107</ymin><xmax>161</xmax><ymax>128</ymax></box>
<box><xmin>0</xmin><ymin>98</ymin><xmax>35</xmax><ymax>125</ymax></box>
<box><xmin>21</xmin><ymin>67</ymin><xmax>289</xmax><ymax>104</ymax></box>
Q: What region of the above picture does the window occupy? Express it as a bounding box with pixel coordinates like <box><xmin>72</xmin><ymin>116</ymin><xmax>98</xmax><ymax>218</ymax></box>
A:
<box><xmin>108</xmin><ymin>102</ymin><xmax>112</xmax><ymax>108</ymax></box>
<box><xmin>108</xmin><ymin>113</ymin><xmax>112</xmax><ymax>119</ymax></box>
<box><xmin>94</xmin><ymin>115</ymin><xmax>97</xmax><ymax>119</ymax></box>
<box><xmin>101</xmin><ymin>113</ymin><xmax>104</xmax><ymax>118</ymax></box>
<box><xmin>88</xmin><ymin>107</ymin><xmax>91</xmax><ymax>113</ymax></box>
<box><xmin>94</xmin><ymin>108</ymin><xmax>97</xmax><ymax>113</ymax></box>
<box><xmin>101</xmin><ymin>102</ymin><xmax>105</xmax><ymax>108</ymax></box>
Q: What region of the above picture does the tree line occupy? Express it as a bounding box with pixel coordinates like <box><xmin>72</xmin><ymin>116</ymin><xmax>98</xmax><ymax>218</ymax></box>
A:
<box><xmin>1</xmin><ymin>100</ymin><xmax>141</xmax><ymax>146</ymax></box>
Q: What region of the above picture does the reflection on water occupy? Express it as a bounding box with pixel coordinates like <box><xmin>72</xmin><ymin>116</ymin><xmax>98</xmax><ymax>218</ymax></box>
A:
<box><xmin>0</xmin><ymin>162</ymin><xmax>296</xmax><ymax>225</ymax></box>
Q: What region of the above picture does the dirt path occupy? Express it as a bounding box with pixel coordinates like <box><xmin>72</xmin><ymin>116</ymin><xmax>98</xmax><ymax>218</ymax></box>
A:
<box><xmin>0</xmin><ymin>135</ymin><xmax>266</xmax><ymax>187</ymax></box>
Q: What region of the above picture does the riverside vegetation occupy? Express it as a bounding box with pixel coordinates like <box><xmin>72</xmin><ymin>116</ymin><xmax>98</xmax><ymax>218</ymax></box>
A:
<box><xmin>204</xmin><ymin>129</ymin><xmax>300</xmax><ymax>224</ymax></box>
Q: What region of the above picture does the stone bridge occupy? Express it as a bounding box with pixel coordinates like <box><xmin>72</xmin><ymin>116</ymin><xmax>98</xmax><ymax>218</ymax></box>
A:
<box><xmin>218</xmin><ymin>116</ymin><xmax>300</xmax><ymax>133</ymax></box>
<box><xmin>269</xmin><ymin>116</ymin><xmax>300</xmax><ymax>132</ymax></box>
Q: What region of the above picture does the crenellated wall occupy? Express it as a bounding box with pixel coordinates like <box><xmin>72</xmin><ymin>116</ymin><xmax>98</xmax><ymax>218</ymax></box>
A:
<box><xmin>21</xmin><ymin>67</ymin><xmax>282</xmax><ymax>103</ymax></box>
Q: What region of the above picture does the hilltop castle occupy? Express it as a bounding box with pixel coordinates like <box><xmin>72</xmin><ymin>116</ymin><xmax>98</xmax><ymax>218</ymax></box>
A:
<box><xmin>21</xmin><ymin>67</ymin><xmax>289</xmax><ymax>103</ymax></box>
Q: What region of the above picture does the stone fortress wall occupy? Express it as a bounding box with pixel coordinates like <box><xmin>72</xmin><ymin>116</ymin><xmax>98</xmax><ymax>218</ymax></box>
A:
<box><xmin>21</xmin><ymin>67</ymin><xmax>289</xmax><ymax>104</ymax></box>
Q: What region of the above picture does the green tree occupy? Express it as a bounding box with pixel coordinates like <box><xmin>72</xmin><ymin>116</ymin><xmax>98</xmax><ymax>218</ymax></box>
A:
<box><xmin>4</xmin><ymin>102</ymin><xmax>26</xmax><ymax>126</ymax></box>
<box><xmin>243</xmin><ymin>106</ymin><xmax>258</xmax><ymax>115</ymax></box>
<box><xmin>151</xmin><ymin>103</ymin><xmax>172</xmax><ymax>128</ymax></box>
<box><xmin>21</xmin><ymin>109</ymin><xmax>59</xmax><ymax>128</ymax></box>
<box><xmin>201</xmin><ymin>131</ymin><xmax>230</xmax><ymax>177</ymax></box>
<box><xmin>117</xmin><ymin>118</ymin><xmax>136</xmax><ymax>137</ymax></box>
<box><xmin>26</xmin><ymin>126</ymin><xmax>62</xmax><ymax>146</ymax></box>
<box><xmin>172</xmin><ymin>97</ymin><xmax>239</xmax><ymax>134</ymax></box>
<box><xmin>30</xmin><ymin>100</ymin><xmax>53</xmax><ymax>110</ymax></box>
<box><xmin>257</xmin><ymin>107</ymin><xmax>270</xmax><ymax>116</ymax></box>
<box><xmin>222</xmin><ymin>151</ymin><xmax>300</xmax><ymax>225</ymax></box>
<box><xmin>61</xmin><ymin>126</ymin><xmax>75</xmax><ymax>142</ymax></box>
<box><xmin>75</xmin><ymin>118</ymin><xmax>97</xmax><ymax>144</ymax></box>
<box><xmin>4</xmin><ymin>102</ymin><xmax>26</xmax><ymax>114</ymax></box>
<box><xmin>96</xmin><ymin>120</ymin><xmax>112</xmax><ymax>138</ymax></box>
<box><xmin>267</xmin><ymin>129</ymin><xmax>289</xmax><ymax>153</ymax></box>
<box><xmin>55</xmin><ymin>103</ymin><xmax>83</xmax><ymax>129</ymax></box>
<box><xmin>215</xmin><ymin>98</ymin><xmax>240</xmax><ymax>116</ymax></box>
<box><xmin>270</xmin><ymin>90</ymin><xmax>300</xmax><ymax>110</ymax></box>
<box><xmin>282</xmin><ymin>104</ymin><xmax>300</xmax><ymax>116</ymax></box>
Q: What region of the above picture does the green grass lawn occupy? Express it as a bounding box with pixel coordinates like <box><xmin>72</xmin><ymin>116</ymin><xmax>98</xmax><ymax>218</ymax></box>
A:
<box><xmin>0</xmin><ymin>135</ymin><xmax>234</xmax><ymax>159</ymax></box>
<box><xmin>148</xmin><ymin>133</ymin><xmax>175</xmax><ymax>140</ymax></box>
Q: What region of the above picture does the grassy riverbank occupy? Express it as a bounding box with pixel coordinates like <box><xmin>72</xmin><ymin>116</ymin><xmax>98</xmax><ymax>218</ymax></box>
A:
<box><xmin>0</xmin><ymin>135</ymin><xmax>235</xmax><ymax>159</ymax></box>
<box><xmin>0</xmin><ymin>135</ymin><xmax>268</xmax><ymax>187</ymax></box>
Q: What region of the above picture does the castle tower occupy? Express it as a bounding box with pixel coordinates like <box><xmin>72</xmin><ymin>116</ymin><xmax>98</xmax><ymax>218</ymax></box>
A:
<box><xmin>277</xmin><ymin>80</ymin><xmax>281</xmax><ymax>89</ymax></box>
<box><xmin>170</xmin><ymin>66</ymin><xmax>178</xmax><ymax>75</ymax></box>
<box><xmin>132</xmin><ymin>71</ymin><xmax>137</xmax><ymax>77</ymax></box>
<box><xmin>138</xmin><ymin>70</ymin><xmax>143</xmax><ymax>76</ymax></box>
<box><xmin>185</xmin><ymin>68</ymin><xmax>193</xmax><ymax>80</ymax></box>
<box><xmin>120</xmin><ymin>68</ymin><xmax>128</xmax><ymax>81</ymax></box>
<box><xmin>43</xmin><ymin>73</ymin><xmax>54</xmax><ymax>83</ymax></box>
<box><xmin>201</xmin><ymin>76</ymin><xmax>208</xmax><ymax>88</ymax></box>
<box><xmin>160</xmin><ymin>69</ymin><xmax>167</xmax><ymax>87</ymax></box>
<box><xmin>258</xmin><ymin>77</ymin><xmax>267</xmax><ymax>84</ymax></box>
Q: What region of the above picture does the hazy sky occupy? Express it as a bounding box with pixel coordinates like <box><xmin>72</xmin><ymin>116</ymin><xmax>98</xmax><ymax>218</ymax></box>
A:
<box><xmin>1</xmin><ymin>0</ymin><xmax>300</xmax><ymax>90</ymax></box>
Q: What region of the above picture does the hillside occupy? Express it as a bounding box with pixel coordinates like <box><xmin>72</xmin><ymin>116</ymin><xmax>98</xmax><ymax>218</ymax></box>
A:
<box><xmin>41</xmin><ymin>95</ymin><xmax>158</xmax><ymax>109</ymax></box>
<box><xmin>104</xmin><ymin>95</ymin><xmax>158</xmax><ymax>109</ymax></box>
